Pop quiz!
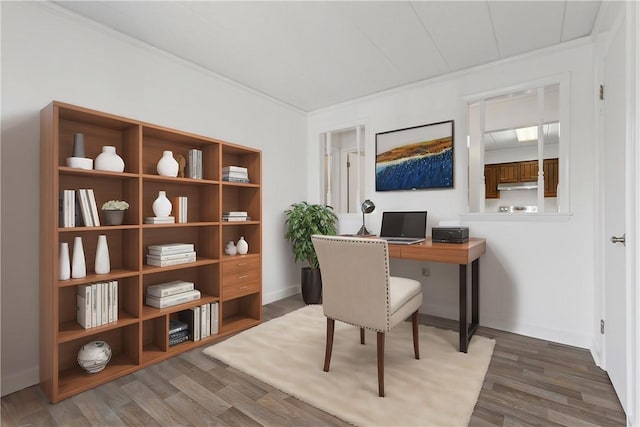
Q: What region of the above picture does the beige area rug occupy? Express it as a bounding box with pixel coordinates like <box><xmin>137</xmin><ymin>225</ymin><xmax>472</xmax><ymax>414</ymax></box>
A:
<box><xmin>203</xmin><ymin>305</ymin><xmax>495</xmax><ymax>426</ymax></box>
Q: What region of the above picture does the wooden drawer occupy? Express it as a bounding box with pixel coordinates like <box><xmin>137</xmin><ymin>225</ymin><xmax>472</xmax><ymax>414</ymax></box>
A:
<box><xmin>222</xmin><ymin>257</ymin><xmax>260</xmax><ymax>300</ymax></box>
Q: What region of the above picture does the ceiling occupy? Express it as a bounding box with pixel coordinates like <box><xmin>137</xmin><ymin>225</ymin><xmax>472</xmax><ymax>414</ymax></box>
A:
<box><xmin>54</xmin><ymin>1</ymin><xmax>602</xmax><ymax>112</ymax></box>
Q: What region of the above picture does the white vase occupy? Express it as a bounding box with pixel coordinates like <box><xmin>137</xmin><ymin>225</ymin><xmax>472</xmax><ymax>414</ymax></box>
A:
<box><xmin>224</xmin><ymin>241</ymin><xmax>237</xmax><ymax>256</ymax></box>
<box><xmin>71</xmin><ymin>236</ymin><xmax>86</xmax><ymax>279</ymax></box>
<box><xmin>152</xmin><ymin>191</ymin><xmax>172</xmax><ymax>217</ymax></box>
<box><xmin>95</xmin><ymin>235</ymin><xmax>110</xmax><ymax>274</ymax></box>
<box><xmin>157</xmin><ymin>150</ymin><xmax>179</xmax><ymax>177</ymax></box>
<box><xmin>59</xmin><ymin>242</ymin><xmax>71</xmax><ymax>280</ymax></box>
<box><xmin>236</xmin><ymin>236</ymin><xmax>248</xmax><ymax>255</ymax></box>
<box><xmin>94</xmin><ymin>146</ymin><xmax>125</xmax><ymax>172</ymax></box>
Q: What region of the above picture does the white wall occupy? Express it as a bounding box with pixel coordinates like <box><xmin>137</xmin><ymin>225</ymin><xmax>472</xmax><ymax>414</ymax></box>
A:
<box><xmin>308</xmin><ymin>41</ymin><xmax>596</xmax><ymax>349</ymax></box>
<box><xmin>1</xmin><ymin>2</ymin><xmax>306</xmax><ymax>396</ymax></box>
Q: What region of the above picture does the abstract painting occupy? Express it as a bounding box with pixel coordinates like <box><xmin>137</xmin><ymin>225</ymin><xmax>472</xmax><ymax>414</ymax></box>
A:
<box><xmin>375</xmin><ymin>120</ymin><xmax>454</xmax><ymax>191</ymax></box>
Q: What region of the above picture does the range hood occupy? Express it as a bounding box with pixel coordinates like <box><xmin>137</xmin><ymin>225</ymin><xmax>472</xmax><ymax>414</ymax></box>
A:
<box><xmin>497</xmin><ymin>181</ymin><xmax>538</xmax><ymax>191</ymax></box>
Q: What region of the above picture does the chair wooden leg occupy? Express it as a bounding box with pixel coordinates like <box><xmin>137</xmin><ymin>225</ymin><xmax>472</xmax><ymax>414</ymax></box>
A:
<box><xmin>412</xmin><ymin>310</ymin><xmax>420</xmax><ymax>359</ymax></box>
<box><xmin>377</xmin><ymin>331</ymin><xmax>385</xmax><ymax>397</ymax></box>
<box><xmin>360</xmin><ymin>327</ymin><xmax>365</xmax><ymax>345</ymax></box>
<box><xmin>324</xmin><ymin>318</ymin><xmax>335</xmax><ymax>372</ymax></box>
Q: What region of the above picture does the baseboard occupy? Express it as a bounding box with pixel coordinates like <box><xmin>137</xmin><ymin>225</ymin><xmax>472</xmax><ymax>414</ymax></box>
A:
<box><xmin>262</xmin><ymin>284</ymin><xmax>300</xmax><ymax>305</ymax></box>
<box><xmin>421</xmin><ymin>301</ymin><xmax>593</xmax><ymax>349</ymax></box>
<box><xmin>1</xmin><ymin>366</ymin><xmax>39</xmax><ymax>397</ymax></box>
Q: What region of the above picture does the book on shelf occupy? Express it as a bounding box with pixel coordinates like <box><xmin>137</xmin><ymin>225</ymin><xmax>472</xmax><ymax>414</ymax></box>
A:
<box><xmin>210</xmin><ymin>302</ymin><xmax>219</xmax><ymax>334</ymax></box>
<box><xmin>76</xmin><ymin>284</ymin><xmax>92</xmax><ymax>329</ymax></box>
<box><xmin>146</xmin><ymin>251</ymin><xmax>197</xmax><ymax>261</ymax></box>
<box><xmin>146</xmin><ymin>254</ymin><xmax>196</xmax><ymax>267</ymax></box>
<box><xmin>169</xmin><ymin>333</ymin><xmax>191</xmax><ymax>347</ymax></box>
<box><xmin>145</xmin><ymin>289</ymin><xmax>201</xmax><ymax>309</ymax></box>
<box><xmin>145</xmin><ymin>216</ymin><xmax>175</xmax><ymax>224</ymax></box>
<box><xmin>223</xmin><ymin>211</ymin><xmax>248</xmax><ymax>217</ymax></box>
<box><xmin>62</xmin><ymin>190</ymin><xmax>76</xmax><ymax>227</ymax></box>
<box><xmin>169</xmin><ymin>319</ymin><xmax>189</xmax><ymax>335</ymax></box>
<box><xmin>77</xmin><ymin>190</ymin><xmax>93</xmax><ymax>226</ymax></box>
<box><xmin>200</xmin><ymin>303</ymin><xmax>209</xmax><ymax>338</ymax></box>
<box><xmin>147</xmin><ymin>280</ymin><xmax>195</xmax><ymax>298</ymax></box>
<box><xmin>87</xmin><ymin>189</ymin><xmax>100</xmax><ymax>226</ymax></box>
<box><xmin>222</xmin><ymin>176</ymin><xmax>250</xmax><ymax>183</ymax></box>
<box><xmin>173</xmin><ymin>196</ymin><xmax>188</xmax><ymax>223</ymax></box>
<box><xmin>188</xmin><ymin>149</ymin><xmax>202</xmax><ymax>179</ymax></box>
<box><xmin>222</xmin><ymin>165</ymin><xmax>248</xmax><ymax>174</ymax></box>
<box><xmin>148</xmin><ymin>243</ymin><xmax>195</xmax><ymax>254</ymax></box>
<box><xmin>222</xmin><ymin>216</ymin><xmax>251</xmax><ymax>222</ymax></box>
<box><xmin>169</xmin><ymin>329</ymin><xmax>190</xmax><ymax>340</ymax></box>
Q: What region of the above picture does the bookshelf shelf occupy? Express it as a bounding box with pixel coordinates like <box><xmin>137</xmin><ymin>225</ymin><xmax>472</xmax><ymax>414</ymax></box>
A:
<box><xmin>40</xmin><ymin>101</ymin><xmax>262</xmax><ymax>403</ymax></box>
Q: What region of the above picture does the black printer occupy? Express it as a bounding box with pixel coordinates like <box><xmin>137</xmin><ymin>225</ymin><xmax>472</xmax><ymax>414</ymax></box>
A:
<box><xmin>431</xmin><ymin>226</ymin><xmax>469</xmax><ymax>243</ymax></box>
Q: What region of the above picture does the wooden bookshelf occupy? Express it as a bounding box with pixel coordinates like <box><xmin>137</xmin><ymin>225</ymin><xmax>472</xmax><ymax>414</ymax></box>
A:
<box><xmin>40</xmin><ymin>101</ymin><xmax>262</xmax><ymax>403</ymax></box>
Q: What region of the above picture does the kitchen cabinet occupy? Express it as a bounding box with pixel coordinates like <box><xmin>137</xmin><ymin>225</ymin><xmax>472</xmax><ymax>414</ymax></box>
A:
<box><xmin>484</xmin><ymin>164</ymin><xmax>499</xmax><ymax>199</ymax></box>
<box><xmin>498</xmin><ymin>163</ymin><xmax>519</xmax><ymax>183</ymax></box>
<box><xmin>486</xmin><ymin>158</ymin><xmax>558</xmax><ymax>198</ymax></box>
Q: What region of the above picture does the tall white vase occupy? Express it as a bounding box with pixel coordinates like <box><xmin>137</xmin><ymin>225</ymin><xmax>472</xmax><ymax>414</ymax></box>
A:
<box><xmin>71</xmin><ymin>236</ymin><xmax>86</xmax><ymax>279</ymax></box>
<box><xmin>94</xmin><ymin>146</ymin><xmax>125</xmax><ymax>172</ymax></box>
<box><xmin>94</xmin><ymin>235</ymin><xmax>110</xmax><ymax>274</ymax></box>
<box><xmin>236</xmin><ymin>236</ymin><xmax>248</xmax><ymax>255</ymax></box>
<box><xmin>152</xmin><ymin>191</ymin><xmax>172</xmax><ymax>217</ymax></box>
<box><xmin>157</xmin><ymin>150</ymin><xmax>179</xmax><ymax>177</ymax></box>
<box><xmin>59</xmin><ymin>242</ymin><xmax>71</xmax><ymax>280</ymax></box>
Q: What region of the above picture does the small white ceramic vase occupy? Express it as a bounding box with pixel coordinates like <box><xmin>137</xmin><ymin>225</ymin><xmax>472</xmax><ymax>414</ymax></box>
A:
<box><xmin>224</xmin><ymin>241</ymin><xmax>237</xmax><ymax>256</ymax></box>
<box><xmin>59</xmin><ymin>242</ymin><xmax>71</xmax><ymax>280</ymax></box>
<box><xmin>95</xmin><ymin>146</ymin><xmax>125</xmax><ymax>172</ymax></box>
<box><xmin>71</xmin><ymin>236</ymin><xmax>86</xmax><ymax>279</ymax></box>
<box><xmin>94</xmin><ymin>234</ymin><xmax>110</xmax><ymax>274</ymax></box>
<box><xmin>157</xmin><ymin>150</ymin><xmax>179</xmax><ymax>177</ymax></box>
<box><xmin>236</xmin><ymin>236</ymin><xmax>248</xmax><ymax>255</ymax></box>
<box><xmin>152</xmin><ymin>191</ymin><xmax>172</xmax><ymax>217</ymax></box>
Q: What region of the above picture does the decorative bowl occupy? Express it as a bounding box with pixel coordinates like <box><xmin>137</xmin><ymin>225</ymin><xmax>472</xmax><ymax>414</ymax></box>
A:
<box><xmin>77</xmin><ymin>340</ymin><xmax>112</xmax><ymax>373</ymax></box>
<box><xmin>66</xmin><ymin>157</ymin><xmax>93</xmax><ymax>170</ymax></box>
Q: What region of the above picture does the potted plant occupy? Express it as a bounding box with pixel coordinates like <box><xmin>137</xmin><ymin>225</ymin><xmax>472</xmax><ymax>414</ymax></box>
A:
<box><xmin>284</xmin><ymin>201</ymin><xmax>338</xmax><ymax>304</ymax></box>
<box><xmin>101</xmin><ymin>200</ymin><xmax>129</xmax><ymax>226</ymax></box>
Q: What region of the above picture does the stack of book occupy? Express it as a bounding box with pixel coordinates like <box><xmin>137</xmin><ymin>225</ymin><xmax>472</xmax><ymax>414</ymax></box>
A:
<box><xmin>60</xmin><ymin>188</ymin><xmax>100</xmax><ymax>227</ymax></box>
<box><xmin>168</xmin><ymin>319</ymin><xmax>190</xmax><ymax>346</ymax></box>
<box><xmin>188</xmin><ymin>149</ymin><xmax>203</xmax><ymax>179</ymax></box>
<box><xmin>222</xmin><ymin>211</ymin><xmax>251</xmax><ymax>222</ymax></box>
<box><xmin>179</xmin><ymin>302</ymin><xmax>219</xmax><ymax>341</ymax></box>
<box><xmin>222</xmin><ymin>166</ymin><xmax>249</xmax><ymax>183</ymax></box>
<box><xmin>146</xmin><ymin>243</ymin><xmax>196</xmax><ymax>267</ymax></box>
<box><xmin>173</xmin><ymin>196</ymin><xmax>188</xmax><ymax>223</ymax></box>
<box><xmin>145</xmin><ymin>216</ymin><xmax>175</xmax><ymax>224</ymax></box>
<box><xmin>76</xmin><ymin>281</ymin><xmax>118</xmax><ymax>329</ymax></box>
<box><xmin>145</xmin><ymin>279</ymin><xmax>200</xmax><ymax>309</ymax></box>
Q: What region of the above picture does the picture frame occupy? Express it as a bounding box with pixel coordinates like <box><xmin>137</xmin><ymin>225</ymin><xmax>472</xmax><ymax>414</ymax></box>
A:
<box><xmin>375</xmin><ymin>120</ymin><xmax>454</xmax><ymax>191</ymax></box>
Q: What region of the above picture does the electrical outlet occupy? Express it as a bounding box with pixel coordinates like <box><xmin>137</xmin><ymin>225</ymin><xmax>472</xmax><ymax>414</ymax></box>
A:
<box><xmin>422</xmin><ymin>267</ymin><xmax>430</xmax><ymax>277</ymax></box>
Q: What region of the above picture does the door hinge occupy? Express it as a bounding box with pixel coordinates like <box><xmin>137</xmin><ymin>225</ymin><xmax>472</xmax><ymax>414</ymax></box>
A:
<box><xmin>599</xmin><ymin>85</ymin><xmax>604</xmax><ymax>100</ymax></box>
<box><xmin>600</xmin><ymin>319</ymin><xmax>605</xmax><ymax>334</ymax></box>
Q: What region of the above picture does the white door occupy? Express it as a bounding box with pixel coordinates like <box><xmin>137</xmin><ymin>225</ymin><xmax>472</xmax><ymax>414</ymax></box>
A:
<box><xmin>603</xmin><ymin>19</ymin><xmax>628</xmax><ymax>413</ymax></box>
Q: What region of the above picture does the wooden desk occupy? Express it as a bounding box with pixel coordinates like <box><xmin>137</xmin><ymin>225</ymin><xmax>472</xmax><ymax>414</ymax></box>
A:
<box><xmin>388</xmin><ymin>237</ymin><xmax>486</xmax><ymax>353</ymax></box>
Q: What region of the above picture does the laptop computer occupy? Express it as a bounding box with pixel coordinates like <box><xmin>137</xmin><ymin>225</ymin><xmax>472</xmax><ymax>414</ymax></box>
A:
<box><xmin>379</xmin><ymin>211</ymin><xmax>427</xmax><ymax>245</ymax></box>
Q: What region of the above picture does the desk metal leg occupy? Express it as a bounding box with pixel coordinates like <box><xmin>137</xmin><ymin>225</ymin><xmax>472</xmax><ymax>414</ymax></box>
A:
<box><xmin>459</xmin><ymin>259</ymin><xmax>480</xmax><ymax>353</ymax></box>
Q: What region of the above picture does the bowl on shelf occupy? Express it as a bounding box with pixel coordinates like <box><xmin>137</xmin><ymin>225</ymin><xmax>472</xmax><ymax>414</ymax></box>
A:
<box><xmin>66</xmin><ymin>157</ymin><xmax>93</xmax><ymax>170</ymax></box>
<box><xmin>77</xmin><ymin>340</ymin><xmax>112</xmax><ymax>374</ymax></box>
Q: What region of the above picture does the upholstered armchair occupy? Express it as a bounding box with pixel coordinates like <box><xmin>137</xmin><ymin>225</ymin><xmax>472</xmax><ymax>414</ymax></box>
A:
<box><xmin>311</xmin><ymin>235</ymin><xmax>423</xmax><ymax>397</ymax></box>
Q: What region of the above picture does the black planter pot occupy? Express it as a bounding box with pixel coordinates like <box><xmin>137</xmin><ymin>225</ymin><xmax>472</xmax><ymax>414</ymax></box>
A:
<box><xmin>301</xmin><ymin>267</ymin><xmax>322</xmax><ymax>304</ymax></box>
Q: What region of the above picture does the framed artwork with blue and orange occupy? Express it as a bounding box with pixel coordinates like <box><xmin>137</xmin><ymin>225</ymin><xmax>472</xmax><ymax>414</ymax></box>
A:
<box><xmin>375</xmin><ymin>120</ymin><xmax>454</xmax><ymax>191</ymax></box>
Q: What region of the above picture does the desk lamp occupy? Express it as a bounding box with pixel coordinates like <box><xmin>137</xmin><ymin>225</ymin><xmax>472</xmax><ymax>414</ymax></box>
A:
<box><xmin>357</xmin><ymin>199</ymin><xmax>375</xmax><ymax>236</ymax></box>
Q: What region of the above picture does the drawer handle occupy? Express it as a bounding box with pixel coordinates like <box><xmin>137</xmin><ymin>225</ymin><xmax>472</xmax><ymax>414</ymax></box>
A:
<box><xmin>237</xmin><ymin>262</ymin><xmax>247</xmax><ymax>266</ymax></box>
<box><xmin>238</xmin><ymin>275</ymin><xmax>249</xmax><ymax>279</ymax></box>
<box><xmin>239</xmin><ymin>285</ymin><xmax>249</xmax><ymax>290</ymax></box>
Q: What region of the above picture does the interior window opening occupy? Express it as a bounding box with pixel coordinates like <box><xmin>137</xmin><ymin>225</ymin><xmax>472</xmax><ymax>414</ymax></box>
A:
<box><xmin>468</xmin><ymin>83</ymin><xmax>563</xmax><ymax>214</ymax></box>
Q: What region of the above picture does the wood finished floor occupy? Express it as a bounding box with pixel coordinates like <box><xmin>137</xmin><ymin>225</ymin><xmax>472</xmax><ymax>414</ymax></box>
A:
<box><xmin>2</xmin><ymin>295</ymin><xmax>626</xmax><ymax>426</ymax></box>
